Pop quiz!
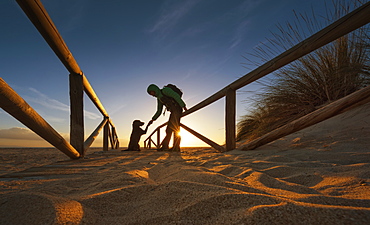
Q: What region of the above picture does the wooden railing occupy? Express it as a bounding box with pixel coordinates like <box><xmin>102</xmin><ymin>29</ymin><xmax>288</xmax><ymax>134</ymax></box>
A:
<box><xmin>144</xmin><ymin>123</ymin><xmax>166</xmax><ymax>150</ymax></box>
<box><xmin>0</xmin><ymin>0</ymin><xmax>119</xmax><ymax>159</ymax></box>
<box><xmin>144</xmin><ymin>123</ymin><xmax>225</xmax><ymax>152</ymax></box>
<box><xmin>145</xmin><ymin>2</ymin><xmax>370</xmax><ymax>151</ymax></box>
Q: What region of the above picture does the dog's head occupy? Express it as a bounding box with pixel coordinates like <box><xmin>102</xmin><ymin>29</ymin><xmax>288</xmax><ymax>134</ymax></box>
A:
<box><xmin>132</xmin><ymin>120</ymin><xmax>144</xmax><ymax>128</ymax></box>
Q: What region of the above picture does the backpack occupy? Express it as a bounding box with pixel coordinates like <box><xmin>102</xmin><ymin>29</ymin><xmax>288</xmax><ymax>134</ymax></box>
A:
<box><xmin>164</xmin><ymin>84</ymin><xmax>183</xmax><ymax>97</ymax></box>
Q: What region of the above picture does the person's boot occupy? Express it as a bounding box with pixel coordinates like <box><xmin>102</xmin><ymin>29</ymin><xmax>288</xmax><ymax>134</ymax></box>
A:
<box><xmin>171</xmin><ymin>136</ymin><xmax>181</xmax><ymax>152</ymax></box>
<box><xmin>157</xmin><ymin>144</ymin><xmax>169</xmax><ymax>151</ymax></box>
<box><xmin>159</xmin><ymin>133</ymin><xmax>171</xmax><ymax>151</ymax></box>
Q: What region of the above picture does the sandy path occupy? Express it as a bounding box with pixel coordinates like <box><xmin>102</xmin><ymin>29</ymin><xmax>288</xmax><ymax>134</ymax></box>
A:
<box><xmin>0</xmin><ymin>102</ymin><xmax>369</xmax><ymax>224</ymax></box>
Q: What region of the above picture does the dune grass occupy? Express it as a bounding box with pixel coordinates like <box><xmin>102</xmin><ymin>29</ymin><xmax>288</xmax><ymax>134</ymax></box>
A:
<box><xmin>237</xmin><ymin>0</ymin><xmax>370</xmax><ymax>142</ymax></box>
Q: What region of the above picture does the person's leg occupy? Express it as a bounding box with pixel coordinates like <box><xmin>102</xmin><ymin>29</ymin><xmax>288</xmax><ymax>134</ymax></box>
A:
<box><xmin>134</xmin><ymin>142</ymin><xmax>141</xmax><ymax>151</ymax></box>
<box><xmin>172</xmin><ymin>133</ymin><xmax>181</xmax><ymax>151</ymax></box>
<box><xmin>160</xmin><ymin>107</ymin><xmax>179</xmax><ymax>150</ymax></box>
<box><xmin>160</xmin><ymin>126</ymin><xmax>172</xmax><ymax>150</ymax></box>
<box><xmin>171</xmin><ymin>107</ymin><xmax>182</xmax><ymax>151</ymax></box>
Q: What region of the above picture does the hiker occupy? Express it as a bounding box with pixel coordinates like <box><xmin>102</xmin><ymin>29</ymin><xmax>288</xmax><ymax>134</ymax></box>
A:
<box><xmin>147</xmin><ymin>84</ymin><xmax>187</xmax><ymax>151</ymax></box>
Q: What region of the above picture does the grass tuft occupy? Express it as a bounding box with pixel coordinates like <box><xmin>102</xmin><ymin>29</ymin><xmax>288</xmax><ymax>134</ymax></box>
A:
<box><xmin>237</xmin><ymin>0</ymin><xmax>370</xmax><ymax>142</ymax></box>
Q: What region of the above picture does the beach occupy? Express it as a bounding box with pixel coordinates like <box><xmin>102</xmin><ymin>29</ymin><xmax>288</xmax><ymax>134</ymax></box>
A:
<box><xmin>0</xmin><ymin>102</ymin><xmax>369</xmax><ymax>224</ymax></box>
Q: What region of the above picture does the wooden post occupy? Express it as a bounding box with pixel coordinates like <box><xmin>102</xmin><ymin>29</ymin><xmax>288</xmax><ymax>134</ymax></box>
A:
<box><xmin>115</xmin><ymin>130</ymin><xmax>120</xmax><ymax>148</ymax></box>
<box><xmin>240</xmin><ymin>85</ymin><xmax>370</xmax><ymax>150</ymax></box>
<box><xmin>180</xmin><ymin>123</ymin><xmax>225</xmax><ymax>152</ymax></box>
<box><xmin>69</xmin><ymin>73</ymin><xmax>84</xmax><ymax>156</ymax></box>
<box><xmin>0</xmin><ymin>78</ymin><xmax>80</xmax><ymax>159</ymax></box>
<box><xmin>108</xmin><ymin>126</ymin><xmax>114</xmax><ymax>149</ymax></box>
<box><xmin>108</xmin><ymin>119</ymin><xmax>119</xmax><ymax>149</ymax></box>
<box><xmin>225</xmin><ymin>88</ymin><xmax>236</xmax><ymax>151</ymax></box>
<box><xmin>157</xmin><ymin>128</ymin><xmax>161</xmax><ymax>149</ymax></box>
<box><xmin>111</xmin><ymin>127</ymin><xmax>117</xmax><ymax>149</ymax></box>
<box><xmin>144</xmin><ymin>123</ymin><xmax>167</xmax><ymax>149</ymax></box>
<box><xmin>151</xmin><ymin>139</ymin><xmax>156</xmax><ymax>148</ymax></box>
<box><xmin>103</xmin><ymin>121</ymin><xmax>109</xmax><ymax>151</ymax></box>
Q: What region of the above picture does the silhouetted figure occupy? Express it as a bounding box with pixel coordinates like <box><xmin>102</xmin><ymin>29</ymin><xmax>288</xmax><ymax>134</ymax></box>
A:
<box><xmin>123</xmin><ymin>120</ymin><xmax>150</xmax><ymax>151</ymax></box>
<box><xmin>147</xmin><ymin>84</ymin><xmax>187</xmax><ymax>152</ymax></box>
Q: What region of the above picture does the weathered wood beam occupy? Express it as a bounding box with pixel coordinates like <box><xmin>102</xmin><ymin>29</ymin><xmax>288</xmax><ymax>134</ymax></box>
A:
<box><xmin>225</xmin><ymin>88</ymin><xmax>236</xmax><ymax>150</ymax></box>
<box><xmin>108</xmin><ymin>118</ymin><xmax>117</xmax><ymax>134</ymax></box>
<box><xmin>69</xmin><ymin>73</ymin><xmax>84</xmax><ymax>155</ymax></box>
<box><xmin>84</xmin><ymin>118</ymin><xmax>109</xmax><ymax>153</ymax></box>
<box><xmin>240</xmin><ymin>85</ymin><xmax>370</xmax><ymax>150</ymax></box>
<box><xmin>0</xmin><ymin>78</ymin><xmax>80</xmax><ymax>159</ymax></box>
<box><xmin>144</xmin><ymin>123</ymin><xmax>167</xmax><ymax>145</ymax></box>
<box><xmin>16</xmin><ymin>0</ymin><xmax>81</xmax><ymax>75</ymax></box>
<box><xmin>82</xmin><ymin>75</ymin><xmax>109</xmax><ymax>118</ymax></box>
<box><xmin>16</xmin><ymin>0</ymin><xmax>109</xmax><ymax>118</ymax></box>
<box><xmin>151</xmin><ymin>139</ymin><xmax>157</xmax><ymax>148</ymax></box>
<box><xmin>108</xmin><ymin>118</ymin><xmax>119</xmax><ymax>148</ymax></box>
<box><xmin>108</xmin><ymin>125</ymin><xmax>114</xmax><ymax>149</ymax></box>
<box><xmin>180</xmin><ymin>123</ymin><xmax>225</xmax><ymax>152</ymax></box>
<box><xmin>157</xmin><ymin>128</ymin><xmax>161</xmax><ymax>149</ymax></box>
<box><xmin>111</xmin><ymin>126</ymin><xmax>118</xmax><ymax>149</ymax></box>
<box><xmin>103</xmin><ymin>122</ymin><xmax>109</xmax><ymax>151</ymax></box>
<box><xmin>16</xmin><ymin>0</ymin><xmax>120</xmax><ymax>152</ymax></box>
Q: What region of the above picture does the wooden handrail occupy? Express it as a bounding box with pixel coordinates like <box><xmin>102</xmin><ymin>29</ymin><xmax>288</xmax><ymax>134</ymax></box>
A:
<box><xmin>174</xmin><ymin>2</ymin><xmax>370</xmax><ymax>150</ymax></box>
<box><xmin>14</xmin><ymin>0</ymin><xmax>119</xmax><ymax>155</ymax></box>
<box><xmin>144</xmin><ymin>124</ymin><xmax>166</xmax><ymax>149</ymax></box>
<box><xmin>14</xmin><ymin>0</ymin><xmax>370</xmax><ymax>153</ymax></box>
<box><xmin>82</xmin><ymin>75</ymin><xmax>109</xmax><ymax>117</ymax></box>
<box><xmin>0</xmin><ymin>78</ymin><xmax>80</xmax><ymax>159</ymax></box>
<box><xmin>16</xmin><ymin>0</ymin><xmax>109</xmax><ymax>118</ymax></box>
<box><xmin>182</xmin><ymin>2</ymin><xmax>370</xmax><ymax>118</ymax></box>
<box><xmin>144</xmin><ymin>123</ymin><xmax>167</xmax><ymax>144</ymax></box>
<box><xmin>108</xmin><ymin>118</ymin><xmax>117</xmax><ymax>134</ymax></box>
<box><xmin>143</xmin><ymin>122</ymin><xmax>225</xmax><ymax>152</ymax></box>
<box><xmin>15</xmin><ymin>0</ymin><xmax>81</xmax><ymax>74</ymax></box>
<box><xmin>180</xmin><ymin>124</ymin><xmax>225</xmax><ymax>152</ymax></box>
<box><xmin>240</xmin><ymin>85</ymin><xmax>370</xmax><ymax>150</ymax></box>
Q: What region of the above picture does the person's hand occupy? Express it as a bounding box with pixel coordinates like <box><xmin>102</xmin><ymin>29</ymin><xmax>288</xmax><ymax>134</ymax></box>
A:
<box><xmin>148</xmin><ymin>120</ymin><xmax>154</xmax><ymax>125</ymax></box>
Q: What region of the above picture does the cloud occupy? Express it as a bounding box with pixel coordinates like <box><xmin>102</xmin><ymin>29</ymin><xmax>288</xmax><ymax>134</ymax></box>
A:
<box><xmin>44</xmin><ymin>0</ymin><xmax>90</xmax><ymax>34</ymax></box>
<box><xmin>109</xmin><ymin>104</ymin><xmax>128</xmax><ymax>117</ymax></box>
<box><xmin>228</xmin><ymin>0</ymin><xmax>261</xmax><ymax>50</ymax></box>
<box><xmin>0</xmin><ymin>127</ymin><xmax>70</xmax><ymax>148</ymax></box>
<box><xmin>28</xmin><ymin>88</ymin><xmax>70</xmax><ymax>112</ymax></box>
<box><xmin>0</xmin><ymin>127</ymin><xmax>42</xmax><ymax>140</ymax></box>
<box><xmin>148</xmin><ymin>0</ymin><xmax>200</xmax><ymax>39</ymax></box>
<box><xmin>25</xmin><ymin>88</ymin><xmax>100</xmax><ymax>120</ymax></box>
<box><xmin>229</xmin><ymin>20</ymin><xmax>251</xmax><ymax>50</ymax></box>
<box><xmin>84</xmin><ymin>110</ymin><xmax>101</xmax><ymax>120</ymax></box>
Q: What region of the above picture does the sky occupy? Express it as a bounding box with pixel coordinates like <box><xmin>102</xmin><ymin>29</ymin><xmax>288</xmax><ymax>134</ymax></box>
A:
<box><xmin>0</xmin><ymin>0</ymin><xmax>357</xmax><ymax>149</ymax></box>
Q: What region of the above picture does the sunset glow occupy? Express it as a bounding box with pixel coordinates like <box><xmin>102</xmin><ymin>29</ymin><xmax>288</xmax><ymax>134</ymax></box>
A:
<box><xmin>0</xmin><ymin>0</ymin><xmax>339</xmax><ymax>148</ymax></box>
<box><xmin>179</xmin><ymin>128</ymin><xmax>207</xmax><ymax>147</ymax></box>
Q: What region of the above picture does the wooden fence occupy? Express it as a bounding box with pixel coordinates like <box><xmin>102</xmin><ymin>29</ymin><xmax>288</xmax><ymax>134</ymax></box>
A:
<box><xmin>145</xmin><ymin>2</ymin><xmax>370</xmax><ymax>151</ymax></box>
<box><xmin>144</xmin><ymin>123</ymin><xmax>225</xmax><ymax>152</ymax></box>
<box><xmin>0</xmin><ymin>0</ymin><xmax>119</xmax><ymax>159</ymax></box>
<box><xmin>2</xmin><ymin>1</ymin><xmax>369</xmax><ymax>156</ymax></box>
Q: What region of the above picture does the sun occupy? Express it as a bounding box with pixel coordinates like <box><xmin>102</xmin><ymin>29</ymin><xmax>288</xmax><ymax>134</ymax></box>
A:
<box><xmin>178</xmin><ymin>127</ymin><xmax>205</xmax><ymax>147</ymax></box>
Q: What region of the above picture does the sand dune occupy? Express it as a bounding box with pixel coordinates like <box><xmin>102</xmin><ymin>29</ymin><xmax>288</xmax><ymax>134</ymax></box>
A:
<box><xmin>0</xmin><ymin>102</ymin><xmax>369</xmax><ymax>224</ymax></box>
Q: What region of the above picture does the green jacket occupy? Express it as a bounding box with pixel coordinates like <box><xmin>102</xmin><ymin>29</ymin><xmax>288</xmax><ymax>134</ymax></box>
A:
<box><xmin>147</xmin><ymin>84</ymin><xmax>186</xmax><ymax>120</ymax></box>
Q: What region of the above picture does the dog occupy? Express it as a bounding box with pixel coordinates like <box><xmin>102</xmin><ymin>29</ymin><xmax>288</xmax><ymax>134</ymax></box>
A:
<box><xmin>122</xmin><ymin>120</ymin><xmax>150</xmax><ymax>151</ymax></box>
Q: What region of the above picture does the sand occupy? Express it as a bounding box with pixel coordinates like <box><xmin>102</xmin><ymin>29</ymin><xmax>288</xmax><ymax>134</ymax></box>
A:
<box><xmin>0</xmin><ymin>102</ymin><xmax>370</xmax><ymax>224</ymax></box>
